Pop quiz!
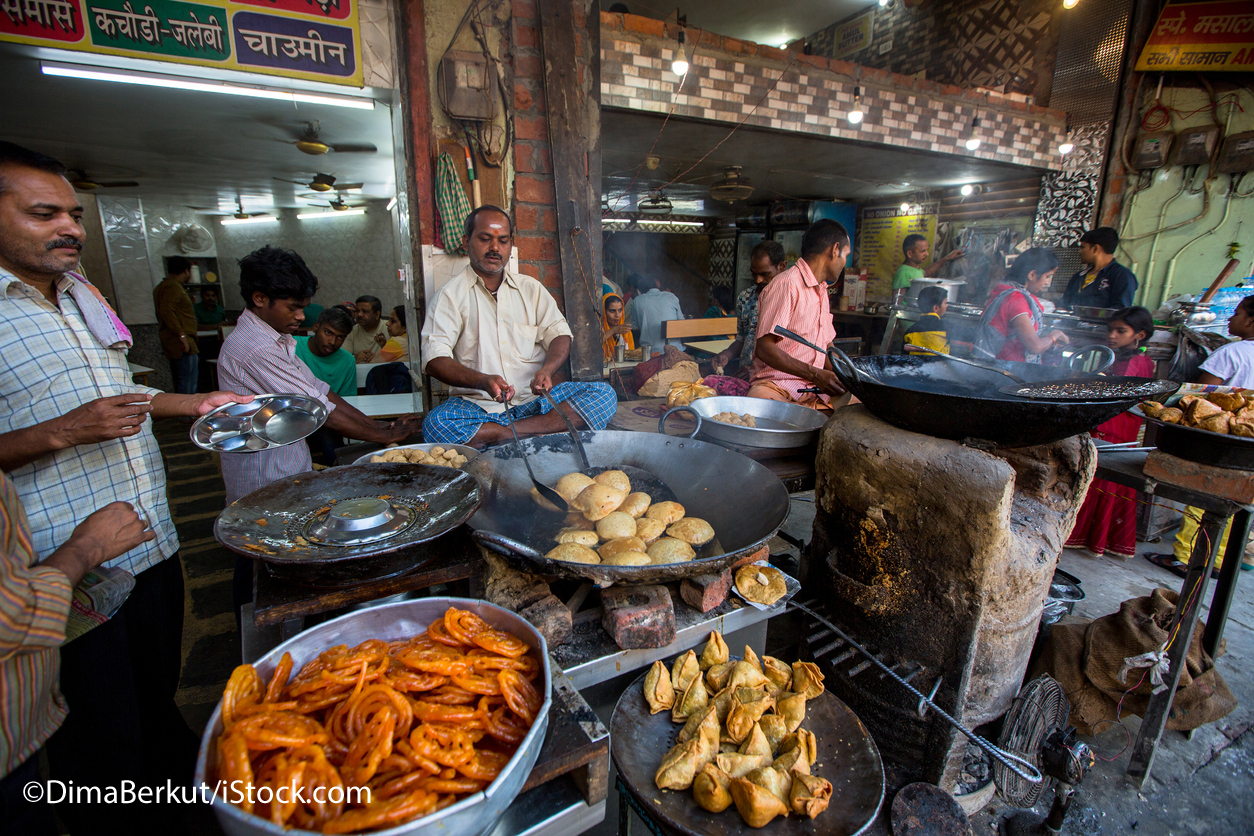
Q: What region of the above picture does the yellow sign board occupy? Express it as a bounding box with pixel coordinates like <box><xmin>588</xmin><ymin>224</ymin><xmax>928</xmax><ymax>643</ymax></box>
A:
<box><xmin>833</xmin><ymin>10</ymin><xmax>873</xmax><ymax>60</ymax></box>
<box><xmin>857</xmin><ymin>204</ymin><xmax>938</xmax><ymax>302</ymax></box>
<box><xmin>1136</xmin><ymin>1</ymin><xmax>1254</xmax><ymax>73</ymax></box>
<box><xmin>0</xmin><ymin>0</ymin><xmax>363</xmax><ymax>86</ymax></box>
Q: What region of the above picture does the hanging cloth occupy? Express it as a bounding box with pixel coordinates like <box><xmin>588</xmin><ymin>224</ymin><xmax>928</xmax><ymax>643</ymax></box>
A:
<box><xmin>435</xmin><ymin>151</ymin><xmax>474</xmax><ymax>255</ymax></box>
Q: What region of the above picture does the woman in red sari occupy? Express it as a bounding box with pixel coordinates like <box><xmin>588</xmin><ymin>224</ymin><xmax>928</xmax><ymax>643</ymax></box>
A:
<box><xmin>1067</xmin><ymin>307</ymin><xmax>1156</xmax><ymax>558</ymax></box>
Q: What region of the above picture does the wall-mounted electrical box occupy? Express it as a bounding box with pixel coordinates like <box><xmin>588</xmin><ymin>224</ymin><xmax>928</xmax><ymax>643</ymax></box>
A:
<box><xmin>1131</xmin><ymin>131</ymin><xmax>1174</xmax><ymax>169</ymax></box>
<box><xmin>1217</xmin><ymin>131</ymin><xmax>1254</xmax><ymax>174</ymax></box>
<box><xmin>440</xmin><ymin>51</ymin><xmax>495</xmax><ymax>121</ymax></box>
<box><xmin>1173</xmin><ymin>126</ymin><xmax>1222</xmax><ymax>167</ymax></box>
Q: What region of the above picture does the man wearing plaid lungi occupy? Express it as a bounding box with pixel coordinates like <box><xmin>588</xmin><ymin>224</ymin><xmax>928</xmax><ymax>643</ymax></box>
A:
<box><xmin>421</xmin><ymin>206</ymin><xmax>615</xmax><ymax>446</ymax></box>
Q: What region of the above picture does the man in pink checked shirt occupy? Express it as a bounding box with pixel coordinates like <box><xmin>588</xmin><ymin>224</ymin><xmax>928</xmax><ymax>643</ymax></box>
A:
<box><xmin>217</xmin><ymin>246</ymin><xmax>422</xmax><ymax>619</ymax></box>
<box><xmin>748</xmin><ymin>219</ymin><xmax>852</xmax><ymax>413</ymax></box>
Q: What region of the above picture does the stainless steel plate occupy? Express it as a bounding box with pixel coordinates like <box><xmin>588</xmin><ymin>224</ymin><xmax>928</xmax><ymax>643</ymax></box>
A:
<box><xmin>190</xmin><ymin>392</ymin><xmax>328</xmax><ymax>453</ymax></box>
<box><xmin>659</xmin><ymin>395</ymin><xmax>828</xmax><ymax>449</ymax></box>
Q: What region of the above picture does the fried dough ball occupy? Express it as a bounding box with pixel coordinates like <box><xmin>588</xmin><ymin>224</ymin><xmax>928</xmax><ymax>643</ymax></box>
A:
<box><xmin>667</xmin><ymin>517</ymin><xmax>715</xmax><ymax>546</ymax></box>
<box><xmin>602</xmin><ymin>551</ymin><xmax>651</xmax><ymax>566</ymax></box>
<box><xmin>635</xmin><ymin>517</ymin><xmax>667</xmax><ymax>544</ymax></box>
<box><xmin>599</xmin><ymin>536</ymin><xmax>648</xmax><ymax>560</ymax></box>
<box><xmin>645</xmin><ymin>501</ymin><xmax>685</xmax><ymax>525</ymax></box>
<box><xmin>648</xmin><ymin>537</ymin><xmax>696</xmax><ymax>564</ymax></box>
<box><xmin>593</xmin><ymin>469</ymin><xmax>632</xmax><ymax>493</ymax></box>
<box><xmin>596</xmin><ymin>511</ymin><xmax>637</xmax><ymax>541</ymax></box>
<box><xmin>555</xmin><ymin>528</ymin><xmax>599</xmax><ymax>546</ymax></box>
<box><xmin>618</xmin><ymin>492</ymin><xmax>652</xmax><ymax>519</ymax></box>
<box><xmin>555</xmin><ymin>473</ymin><xmax>596</xmax><ymax>502</ymax></box>
<box><xmin>545</xmin><ymin>543</ymin><xmax>600</xmax><ymax>564</ymax></box>
<box><xmin>572</xmin><ymin>484</ymin><xmax>627</xmax><ymax>521</ymax></box>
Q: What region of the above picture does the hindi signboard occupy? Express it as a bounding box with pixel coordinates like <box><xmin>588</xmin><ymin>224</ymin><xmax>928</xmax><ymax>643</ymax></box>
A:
<box><xmin>0</xmin><ymin>0</ymin><xmax>361</xmax><ymax>85</ymax></box>
<box><xmin>1136</xmin><ymin>0</ymin><xmax>1254</xmax><ymax>73</ymax></box>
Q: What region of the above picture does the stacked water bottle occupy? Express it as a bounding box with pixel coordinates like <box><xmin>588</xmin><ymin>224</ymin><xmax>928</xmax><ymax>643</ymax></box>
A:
<box><xmin>1206</xmin><ymin>286</ymin><xmax>1254</xmax><ymax>321</ymax></box>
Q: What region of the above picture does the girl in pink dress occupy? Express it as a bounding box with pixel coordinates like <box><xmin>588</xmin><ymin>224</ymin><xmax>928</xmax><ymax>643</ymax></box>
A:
<box><xmin>1067</xmin><ymin>307</ymin><xmax>1156</xmax><ymax>558</ymax></box>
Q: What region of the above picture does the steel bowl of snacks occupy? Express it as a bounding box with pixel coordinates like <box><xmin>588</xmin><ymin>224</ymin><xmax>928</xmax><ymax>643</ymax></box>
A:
<box><xmin>657</xmin><ymin>395</ymin><xmax>829</xmax><ymax>449</ymax></box>
<box><xmin>193</xmin><ymin>597</ymin><xmax>551</xmax><ymax>836</ymax></box>
<box><xmin>352</xmin><ymin>443</ymin><xmax>480</xmax><ymax>468</ymax></box>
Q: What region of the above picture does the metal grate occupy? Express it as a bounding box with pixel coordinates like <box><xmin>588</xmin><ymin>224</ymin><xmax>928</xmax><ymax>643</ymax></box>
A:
<box><xmin>1051</xmin><ymin>247</ymin><xmax>1083</xmax><ymax>287</ymax></box>
<box><xmin>1048</xmin><ymin>0</ymin><xmax>1133</xmax><ymax>127</ymax></box>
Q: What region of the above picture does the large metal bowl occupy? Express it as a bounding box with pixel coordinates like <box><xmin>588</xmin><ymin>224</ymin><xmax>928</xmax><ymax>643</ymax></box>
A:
<box><xmin>658</xmin><ymin>395</ymin><xmax>828</xmax><ymax>449</ymax></box>
<box><xmin>351</xmin><ymin>443</ymin><xmax>480</xmax><ymax>467</ymax></box>
<box><xmin>194</xmin><ymin>597</ymin><xmax>551</xmax><ymax>836</ymax></box>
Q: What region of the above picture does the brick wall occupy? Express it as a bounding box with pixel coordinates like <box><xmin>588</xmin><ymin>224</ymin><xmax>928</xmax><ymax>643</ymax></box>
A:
<box><xmin>511</xmin><ymin>0</ymin><xmax>563</xmax><ymax>306</ymax></box>
<box><xmin>602</xmin><ymin>13</ymin><xmax>1067</xmax><ymax>172</ymax></box>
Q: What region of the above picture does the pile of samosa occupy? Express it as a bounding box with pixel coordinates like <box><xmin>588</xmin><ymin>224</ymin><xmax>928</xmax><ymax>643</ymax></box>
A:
<box><xmin>645</xmin><ymin>631</ymin><xmax>833</xmax><ymax>828</ymax></box>
<box><xmin>1142</xmin><ymin>392</ymin><xmax>1254</xmax><ymax>437</ymax></box>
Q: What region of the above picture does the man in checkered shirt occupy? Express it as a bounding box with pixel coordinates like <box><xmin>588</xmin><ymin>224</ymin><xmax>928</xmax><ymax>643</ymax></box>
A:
<box><xmin>0</xmin><ymin>142</ymin><xmax>250</xmax><ymax>833</ymax></box>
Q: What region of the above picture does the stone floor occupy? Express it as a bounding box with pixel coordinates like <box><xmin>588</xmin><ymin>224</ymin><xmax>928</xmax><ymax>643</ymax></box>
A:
<box><xmin>159</xmin><ymin>418</ymin><xmax>1254</xmax><ymax>835</ymax></box>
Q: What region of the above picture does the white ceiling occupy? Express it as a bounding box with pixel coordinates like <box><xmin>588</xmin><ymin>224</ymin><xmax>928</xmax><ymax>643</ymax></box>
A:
<box><xmin>0</xmin><ymin>44</ymin><xmax>397</xmax><ymax>213</ymax></box>
<box><xmin>605</xmin><ymin>0</ymin><xmax>871</xmax><ymax>48</ymax></box>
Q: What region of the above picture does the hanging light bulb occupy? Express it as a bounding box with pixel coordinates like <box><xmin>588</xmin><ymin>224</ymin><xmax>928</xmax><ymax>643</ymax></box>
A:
<box><xmin>848</xmin><ymin>86</ymin><xmax>865</xmax><ymax>125</ymax></box>
<box><xmin>965</xmin><ymin>117</ymin><xmax>982</xmax><ymax>151</ymax></box>
<box><xmin>900</xmin><ymin>201</ymin><xmax>911</xmax><ymax>214</ymax></box>
<box><xmin>1058</xmin><ymin>128</ymin><xmax>1075</xmax><ymax>155</ymax></box>
<box><xmin>672</xmin><ymin>29</ymin><xmax>688</xmax><ymax>76</ymax></box>
<box><xmin>1063</xmin><ymin>0</ymin><xmax>1080</xmax><ymax>8</ymax></box>
<box><xmin>960</xmin><ymin>184</ymin><xmax>975</xmax><ymax>196</ymax></box>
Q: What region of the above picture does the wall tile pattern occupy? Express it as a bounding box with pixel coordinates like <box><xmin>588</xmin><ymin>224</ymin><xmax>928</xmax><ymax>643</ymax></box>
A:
<box><xmin>211</xmin><ymin>206</ymin><xmax>402</xmax><ymax>314</ymax></box>
<box><xmin>600</xmin><ymin>15</ymin><xmax>1066</xmax><ymax>173</ymax></box>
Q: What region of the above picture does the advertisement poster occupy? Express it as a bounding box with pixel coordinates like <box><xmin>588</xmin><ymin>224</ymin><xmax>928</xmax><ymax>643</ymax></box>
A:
<box><xmin>1136</xmin><ymin>1</ymin><xmax>1254</xmax><ymax>72</ymax></box>
<box><xmin>0</xmin><ymin>0</ymin><xmax>362</xmax><ymax>85</ymax></box>
<box><xmin>833</xmin><ymin>10</ymin><xmax>873</xmax><ymax>60</ymax></box>
<box><xmin>857</xmin><ymin>203</ymin><xmax>938</xmax><ymax>302</ymax></box>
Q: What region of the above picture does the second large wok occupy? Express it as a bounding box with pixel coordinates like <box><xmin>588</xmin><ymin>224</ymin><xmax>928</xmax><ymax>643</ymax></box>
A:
<box><xmin>464</xmin><ymin>430</ymin><xmax>790</xmax><ymax>586</ymax></box>
<box><xmin>831</xmin><ymin>353</ymin><xmax>1158</xmax><ymax>447</ymax></box>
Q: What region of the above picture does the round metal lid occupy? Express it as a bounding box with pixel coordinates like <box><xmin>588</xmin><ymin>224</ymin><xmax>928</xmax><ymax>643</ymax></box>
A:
<box><xmin>302</xmin><ymin>497</ymin><xmax>416</xmax><ymax>546</ymax></box>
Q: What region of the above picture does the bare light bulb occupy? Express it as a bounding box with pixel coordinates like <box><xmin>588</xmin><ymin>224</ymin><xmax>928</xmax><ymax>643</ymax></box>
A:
<box><xmin>672</xmin><ymin>30</ymin><xmax>688</xmax><ymax>76</ymax></box>
<box><xmin>1059</xmin><ymin>131</ymin><xmax>1075</xmax><ymax>154</ymax></box>
<box><xmin>965</xmin><ymin>116</ymin><xmax>981</xmax><ymax>151</ymax></box>
<box><xmin>900</xmin><ymin>202</ymin><xmax>911</xmax><ymax>214</ymax></box>
<box><xmin>1063</xmin><ymin>0</ymin><xmax>1079</xmax><ymax>8</ymax></box>
<box><xmin>960</xmin><ymin>184</ymin><xmax>975</xmax><ymax>196</ymax></box>
<box><xmin>848</xmin><ymin>86</ymin><xmax>865</xmax><ymax>125</ymax></box>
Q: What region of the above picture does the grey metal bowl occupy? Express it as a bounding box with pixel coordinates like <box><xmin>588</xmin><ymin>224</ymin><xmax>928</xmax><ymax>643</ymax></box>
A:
<box><xmin>193</xmin><ymin>597</ymin><xmax>551</xmax><ymax>836</ymax></box>
<box><xmin>191</xmin><ymin>392</ymin><xmax>328</xmax><ymax>453</ymax></box>
<box><xmin>658</xmin><ymin>395</ymin><xmax>828</xmax><ymax>448</ymax></box>
<box><xmin>351</xmin><ymin>442</ymin><xmax>481</xmax><ymax>467</ymax></box>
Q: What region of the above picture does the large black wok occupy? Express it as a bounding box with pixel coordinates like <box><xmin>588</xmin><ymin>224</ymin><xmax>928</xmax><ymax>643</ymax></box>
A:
<box><xmin>830</xmin><ymin>353</ymin><xmax>1160</xmax><ymax>448</ymax></box>
<box><xmin>464</xmin><ymin>431</ymin><xmax>790</xmax><ymax>587</ymax></box>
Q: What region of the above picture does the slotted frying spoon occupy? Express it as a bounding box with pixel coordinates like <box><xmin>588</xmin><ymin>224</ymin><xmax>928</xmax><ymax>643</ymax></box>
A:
<box><xmin>501</xmin><ymin>396</ymin><xmax>568</xmax><ymax>512</ymax></box>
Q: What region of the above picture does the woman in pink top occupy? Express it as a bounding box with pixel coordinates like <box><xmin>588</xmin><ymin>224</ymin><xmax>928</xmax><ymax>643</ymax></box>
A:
<box><xmin>976</xmin><ymin>247</ymin><xmax>1070</xmax><ymax>363</ymax></box>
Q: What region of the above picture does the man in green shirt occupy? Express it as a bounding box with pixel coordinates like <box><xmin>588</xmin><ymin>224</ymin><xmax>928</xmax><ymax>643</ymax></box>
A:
<box><xmin>295</xmin><ymin>306</ymin><xmax>356</xmax><ymax>398</ymax></box>
<box><xmin>891</xmin><ymin>234</ymin><xmax>964</xmax><ymax>299</ymax></box>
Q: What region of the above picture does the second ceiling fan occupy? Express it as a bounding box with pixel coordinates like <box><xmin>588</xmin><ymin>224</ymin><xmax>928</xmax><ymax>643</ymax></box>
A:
<box><xmin>273</xmin><ymin>172</ymin><xmax>363</xmax><ymax>193</ymax></box>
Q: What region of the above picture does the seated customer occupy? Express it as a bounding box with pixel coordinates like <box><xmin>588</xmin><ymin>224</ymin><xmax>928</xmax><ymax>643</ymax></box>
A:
<box><xmin>748</xmin><ymin>219</ymin><xmax>850</xmax><ymax>412</ymax></box>
<box><xmin>713</xmin><ymin>240</ymin><xmax>786</xmax><ymax>380</ymax></box>
<box><xmin>602</xmin><ymin>292</ymin><xmax>634</xmax><ymax>361</ymax></box>
<box><xmin>368</xmin><ymin>305</ymin><xmax>409</xmax><ymax>363</ymax></box>
<box><xmin>295</xmin><ymin>306</ymin><xmax>357</xmax><ymax>398</ymax></box>
<box><xmin>629</xmin><ymin>273</ymin><xmax>685</xmax><ymax>353</ymax></box>
<box><xmin>903</xmin><ymin>286</ymin><xmax>950</xmax><ymax>355</ymax></box>
<box><xmin>195</xmin><ymin>286</ymin><xmax>225</xmax><ymax>326</ymax></box>
<box><xmin>703</xmin><ymin>284</ymin><xmax>735</xmax><ymax>318</ymax></box>
<box><xmin>344</xmin><ymin>295</ymin><xmax>388</xmax><ymax>362</ymax></box>
<box><xmin>422</xmin><ymin>206</ymin><xmax>616</xmax><ymax>446</ymax></box>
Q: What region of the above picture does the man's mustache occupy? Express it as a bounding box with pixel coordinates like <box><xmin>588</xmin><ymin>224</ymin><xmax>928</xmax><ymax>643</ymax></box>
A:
<box><xmin>47</xmin><ymin>238</ymin><xmax>83</xmax><ymax>251</ymax></box>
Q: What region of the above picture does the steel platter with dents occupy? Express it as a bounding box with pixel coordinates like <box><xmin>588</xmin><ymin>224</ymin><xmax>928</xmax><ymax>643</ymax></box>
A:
<box><xmin>191</xmin><ymin>393</ymin><xmax>328</xmax><ymax>453</ymax></box>
<box><xmin>611</xmin><ymin>662</ymin><xmax>885</xmax><ymax>836</ymax></box>
<box><xmin>658</xmin><ymin>395</ymin><xmax>829</xmax><ymax>449</ymax></box>
<box><xmin>463</xmin><ymin>430</ymin><xmax>790</xmax><ymax>587</ymax></box>
<box><xmin>214</xmin><ymin>464</ymin><xmax>481</xmax><ymax>586</ymax></box>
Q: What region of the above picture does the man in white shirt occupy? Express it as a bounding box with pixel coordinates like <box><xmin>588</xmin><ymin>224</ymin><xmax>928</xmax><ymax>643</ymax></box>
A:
<box><xmin>421</xmin><ymin>206</ymin><xmax>616</xmax><ymax>446</ymax></box>
<box><xmin>629</xmin><ymin>274</ymin><xmax>686</xmax><ymax>353</ymax></box>
<box><xmin>343</xmin><ymin>294</ymin><xmax>387</xmax><ymax>362</ymax></box>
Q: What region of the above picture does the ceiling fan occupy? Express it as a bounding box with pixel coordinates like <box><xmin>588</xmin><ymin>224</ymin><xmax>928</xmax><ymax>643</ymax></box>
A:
<box><xmin>709</xmin><ymin>166</ymin><xmax>755</xmax><ymax>203</ymax></box>
<box><xmin>187</xmin><ymin>197</ymin><xmax>272</xmax><ymax>217</ymax></box>
<box><xmin>274</xmin><ymin>172</ymin><xmax>364</xmax><ymax>193</ymax></box>
<box><xmin>289</xmin><ymin>121</ymin><xmax>376</xmax><ymax>156</ymax></box>
<box><xmin>301</xmin><ymin>196</ymin><xmax>362</xmax><ymax>211</ymax></box>
<box><xmin>69</xmin><ymin>169</ymin><xmax>138</xmax><ymax>190</ymax></box>
<box><xmin>636</xmin><ymin>191</ymin><xmax>673</xmax><ymax>215</ymax></box>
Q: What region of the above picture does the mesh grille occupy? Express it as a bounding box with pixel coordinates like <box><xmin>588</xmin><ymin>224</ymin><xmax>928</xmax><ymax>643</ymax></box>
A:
<box><xmin>1049</xmin><ymin>0</ymin><xmax>1133</xmax><ymax>127</ymax></box>
<box><xmin>1051</xmin><ymin>247</ymin><xmax>1083</xmax><ymax>286</ymax></box>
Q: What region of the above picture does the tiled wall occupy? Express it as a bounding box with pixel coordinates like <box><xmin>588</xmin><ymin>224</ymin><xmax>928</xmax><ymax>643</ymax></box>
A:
<box><xmin>600</xmin><ymin>14</ymin><xmax>1066</xmax><ymax>172</ymax></box>
<box><xmin>210</xmin><ymin>204</ymin><xmax>402</xmax><ymax>314</ymax></box>
<box><xmin>809</xmin><ymin>0</ymin><xmax>1057</xmax><ymax>100</ymax></box>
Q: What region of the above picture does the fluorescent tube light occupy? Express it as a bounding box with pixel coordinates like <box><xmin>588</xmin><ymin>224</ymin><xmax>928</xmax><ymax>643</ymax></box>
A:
<box><xmin>386</xmin><ymin>196</ymin><xmax>398</xmax><ymax>211</ymax></box>
<box><xmin>297</xmin><ymin>208</ymin><xmax>367</xmax><ymax>219</ymax></box>
<box><xmin>41</xmin><ymin>62</ymin><xmax>375</xmax><ymax>110</ymax></box>
<box><xmin>219</xmin><ymin>215</ymin><xmax>278</xmax><ymax>226</ymax></box>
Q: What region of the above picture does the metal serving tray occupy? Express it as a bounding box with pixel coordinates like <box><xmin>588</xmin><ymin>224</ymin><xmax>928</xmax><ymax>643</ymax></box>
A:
<box><xmin>190</xmin><ymin>392</ymin><xmax>327</xmax><ymax>453</ymax></box>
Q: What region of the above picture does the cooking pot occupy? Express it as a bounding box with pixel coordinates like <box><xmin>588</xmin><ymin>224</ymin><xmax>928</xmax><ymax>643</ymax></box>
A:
<box><xmin>907</xmin><ymin>278</ymin><xmax>966</xmax><ymax>309</ymax></box>
<box><xmin>464</xmin><ymin>431</ymin><xmax>790</xmax><ymax>586</ymax></box>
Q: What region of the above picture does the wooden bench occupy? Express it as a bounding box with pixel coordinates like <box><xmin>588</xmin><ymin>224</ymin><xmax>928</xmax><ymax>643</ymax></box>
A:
<box><xmin>662</xmin><ymin>317</ymin><xmax>737</xmax><ymax>340</ymax></box>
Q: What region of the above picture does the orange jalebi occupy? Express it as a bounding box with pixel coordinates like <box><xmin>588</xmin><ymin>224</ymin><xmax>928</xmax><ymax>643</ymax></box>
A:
<box><xmin>213</xmin><ymin>608</ymin><xmax>539</xmax><ymax>834</ymax></box>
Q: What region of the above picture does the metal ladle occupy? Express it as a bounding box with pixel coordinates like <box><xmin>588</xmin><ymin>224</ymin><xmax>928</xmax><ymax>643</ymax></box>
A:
<box><xmin>911</xmin><ymin>345</ymin><xmax>1027</xmax><ymax>384</ymax></box>
<box><xmin>501</xmin><ymin>395</ymin><xmax>569</xmax><ymax>513</ymax></box>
